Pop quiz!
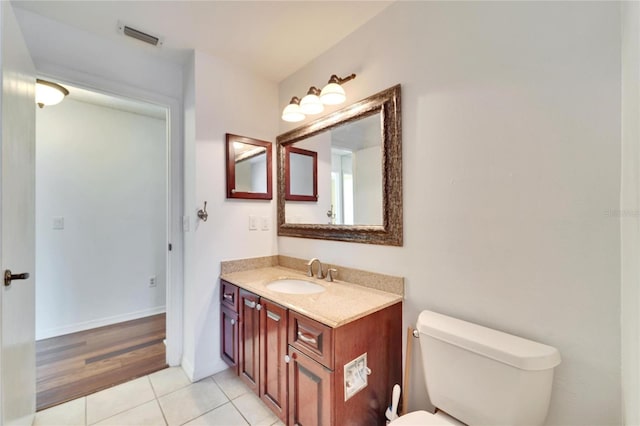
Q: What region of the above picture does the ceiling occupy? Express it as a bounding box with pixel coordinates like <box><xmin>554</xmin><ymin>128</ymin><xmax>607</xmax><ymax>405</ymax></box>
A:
<box><xmin>12</xmin><ymin>1</ymin><xmax>392</xmax><ymax>82</ymax></box>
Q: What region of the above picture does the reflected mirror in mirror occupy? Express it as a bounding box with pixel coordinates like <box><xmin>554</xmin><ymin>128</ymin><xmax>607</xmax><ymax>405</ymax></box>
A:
<box><xmin>226</xmin><ymin>133</ymin><xmax>272</xmax><ymax>199</ymax></box>
<box><xmin>285</xmin><ymin>146</ymin><xmax>318</xmax><ymax>201</ymax></box>
<box><xmin>284</xmin><ymin>113</ymin><xmax>381</xmax><ymax>225</ymax></box>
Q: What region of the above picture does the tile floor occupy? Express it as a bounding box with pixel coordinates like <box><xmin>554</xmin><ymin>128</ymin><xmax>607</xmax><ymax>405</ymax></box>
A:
<box><xmin>34</xmin><ymin>367</ymin><xmax>285</xmax><ymax>426</ymax></box>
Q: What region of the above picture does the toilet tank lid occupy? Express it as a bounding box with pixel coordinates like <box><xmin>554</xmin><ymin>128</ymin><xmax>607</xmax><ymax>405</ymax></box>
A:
<box><xmin>417</xmin><ymin>310</ymin><xmax>561</xmax><ymax>371</ymax></box>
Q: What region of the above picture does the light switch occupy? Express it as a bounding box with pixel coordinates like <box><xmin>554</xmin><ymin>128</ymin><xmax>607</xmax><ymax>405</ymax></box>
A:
<box><xmin>182</xmin><ymin>216</ymin><xmax>190</xmax><ymax>232</ymax></box>
<box><xmin>52</xmin><ymin>216</ymin><xmax>64</xmax><ymax>230</ymax></box>
<box><xmin>249</xmin><ymin>215</ymin><xmax>258</xmax><ymax>231</ymax></box>
<box><xmin>261</xmin><ymin>217</ymin><xmax>269</xmax><ymax>231</ymax></box>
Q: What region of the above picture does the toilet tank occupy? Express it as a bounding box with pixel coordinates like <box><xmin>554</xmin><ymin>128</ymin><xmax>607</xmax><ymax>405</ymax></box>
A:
<box><xmin>417</xmin><ymin>310</ymin><xmax>561</xmax><ymax>426</ymax></box>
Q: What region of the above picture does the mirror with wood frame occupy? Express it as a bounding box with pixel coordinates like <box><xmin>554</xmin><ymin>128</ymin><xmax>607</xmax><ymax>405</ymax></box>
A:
<box><xmin>226</xmin><ymin>133</ymin><xmax>272</xmax><ymax>199</ymax></box>
<box><xmin>285</xmin><ymin>146</ymin><xmax>318</xmax><ymax>202</ymax></box>
<box><xmin>277</xmin><ymin>84</ymin><xmax>402</xmax><ymax>246</ymax></box>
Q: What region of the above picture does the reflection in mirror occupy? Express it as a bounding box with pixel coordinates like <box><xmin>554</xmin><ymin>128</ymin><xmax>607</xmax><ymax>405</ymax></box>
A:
<box><xmin>285</xmin><ymin>147</ymin><xmax>317</xmax><ymax>202</ymax></box>
<box><xmin>226</xmin><ymin>134</ymin><xmax>272</xmax><ymax>199</ymax></box>
<box><xmin>284</xmin><ymin>113</ymin><xmax>381</xmax><ymax>225</ymax></box>
<box><xmin>277</xmin><ymin>84</ymin><xmax>402</xmax><ymax>246</ymax></box>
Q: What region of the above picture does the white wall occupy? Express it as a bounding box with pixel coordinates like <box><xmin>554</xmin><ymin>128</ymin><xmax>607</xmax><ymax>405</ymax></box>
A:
<box><xmin>182</xmin><ymin>51</ymin><xmax>278</xmax><ymax>380</ymax></box>
<box><xmin>279</xmin><ymin>2</ymin><xmax>621</xmax><ymax>424</ymax></box>
<box><xmin>35</xmin><ymin>98</ymin><xmax>166</xmax><ymax>339</ymax></box>
<box><xmin>621</xmin><ymin>1</ymin><xmax>640</xmax><ymax>424</ymax></box>
<box><xmin>353</xmin><ymin>145</ymin><xmax>382</xmax><ymax>225</ymax></box>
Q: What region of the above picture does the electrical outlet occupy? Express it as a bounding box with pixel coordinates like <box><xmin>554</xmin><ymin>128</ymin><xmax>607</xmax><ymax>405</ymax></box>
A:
<box><xmin>52</xmin><ymin>216</ymin><xmax>64</xmax><ymax>230</ymax></box>
<box><xmin>149</xmin><ymin>276</ymin><xmax>157</xmax><ymax>287</ymax></box>
<box><xmin>261</xmin><ymin>216</ymin><xmax>269</xmax><ymax>231</ymax></box>
<box><xmin>249</xmin><ymin>215</ymin><xmax>258</xmax><ymax>230</ymax></box>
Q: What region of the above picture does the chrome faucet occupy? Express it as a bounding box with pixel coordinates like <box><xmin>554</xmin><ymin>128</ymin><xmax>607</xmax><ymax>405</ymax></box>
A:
<box><xmin>326</xmin><ymin>268</ymin><xmax>337</xmax><ymax>282</ymax></box>
<box><xmin>307</xmin><ymin>258</ymin><xmax>325</xmax><ymax>279</ymax></box>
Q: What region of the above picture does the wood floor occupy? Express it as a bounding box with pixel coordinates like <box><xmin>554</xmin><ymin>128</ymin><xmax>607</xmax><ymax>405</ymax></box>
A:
<box><xmin>36</xmin><ymin>314</ymin><xmax>168</xmax><ymax>411</ymax></box>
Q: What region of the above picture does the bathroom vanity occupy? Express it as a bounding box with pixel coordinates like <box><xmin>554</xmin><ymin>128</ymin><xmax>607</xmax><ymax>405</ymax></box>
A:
<box><xmin>219</xmin><ymin>264</ymin><xmax>402</xmax><ymax>426</ymax></box>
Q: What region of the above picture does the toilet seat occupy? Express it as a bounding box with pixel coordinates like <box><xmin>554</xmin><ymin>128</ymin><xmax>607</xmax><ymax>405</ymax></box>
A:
<box><xmin>388</xmin><ymin>410</ymin><xmax>465</xmax><ymax>425</ymax></box>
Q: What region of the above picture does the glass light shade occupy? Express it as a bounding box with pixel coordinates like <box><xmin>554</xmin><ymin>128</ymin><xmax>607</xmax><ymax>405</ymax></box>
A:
<box><xmin>299</xmin><ymin>94</ymin><xmax>324</xmax><ymax>115</ymax></box>
<box><xmin>320</xmin><ymin>82</ymin><xmax>346</xmax><ymax>105</ymax></box>
<box><xmin>35</xmin><ymin>80</ymin><xmax>68</xmax><ymax>108</ymax></box>
<box><xmin>282</xmin><ymin>103</ymin><xmax>305</xmax><ymax>122</ymax></box>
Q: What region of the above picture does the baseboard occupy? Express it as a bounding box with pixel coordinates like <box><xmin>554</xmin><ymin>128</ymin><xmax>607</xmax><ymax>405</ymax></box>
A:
<box><xmin>181</xmin><ymin>357</ymin><xmax>196</xmax><ymax>382</ymax></box>
<box><xmin>36</xmin><ymin>306</ymin><xmax>166</xmax><ymax>340</ymax></box>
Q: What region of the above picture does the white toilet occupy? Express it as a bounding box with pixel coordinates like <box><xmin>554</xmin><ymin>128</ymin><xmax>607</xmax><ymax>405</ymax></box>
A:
<box><xmin>390</xmin><ymin>310</ymin><xmax>561</xmax><ymax>426</ymax></box>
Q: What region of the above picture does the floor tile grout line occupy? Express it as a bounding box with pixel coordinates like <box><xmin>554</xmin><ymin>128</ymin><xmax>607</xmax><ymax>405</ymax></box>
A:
<box><xmin>229</xmin><ymin>398</ymin><xmax>253</xmax><ymax>426</ymax></box>
<box><xmin>182</xmin><ymin>376</ymin><xmax>231</xmax><ymax>425</ymax></box>
<box><xmin>148</xmin><ymin>374</ymin><xmax>160</xmax><ymax>399</ymax></box>
<box><xmin>85</xmin><ymin>378</ymin><xmax>157</xmax><ymax>425</ymax></box>
<box><xmin>153</xmin><ymin>397</ymin><xmax>169</xmax><ymax>426</ymax></box>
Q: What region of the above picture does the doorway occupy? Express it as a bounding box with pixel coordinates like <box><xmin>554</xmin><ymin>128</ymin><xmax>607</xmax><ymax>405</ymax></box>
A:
<box><xmin>34</xmin><ymin>83</ymin><xmax>171</xmax><ymax>410</ymax></box>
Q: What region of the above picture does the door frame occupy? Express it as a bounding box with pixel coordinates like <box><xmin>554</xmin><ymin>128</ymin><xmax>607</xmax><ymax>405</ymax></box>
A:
<box><xmin>34</xmin><ymin>67</ymin><xmax>184</xmax><ymax>366</ymax></box>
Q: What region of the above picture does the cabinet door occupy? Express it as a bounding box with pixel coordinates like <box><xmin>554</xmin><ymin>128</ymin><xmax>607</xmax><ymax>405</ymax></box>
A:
<box><xmin>221</xmin><ymin>306</ymin><xmax>239</xmax><ymax>373</ymax></box>
<box><xmin>288</xmin><ymin>347</ymin><xmax>333</xmax><ymax>426</ymax></box>
<box><xmin>239</xmin><ymin>290</ymin><xmax>261</xmax><ymax>392</ymax></box>
<box><xmin>260</xmin><ymin>300</ymin><xmax>288</xmax><ymax>423</ymax></box>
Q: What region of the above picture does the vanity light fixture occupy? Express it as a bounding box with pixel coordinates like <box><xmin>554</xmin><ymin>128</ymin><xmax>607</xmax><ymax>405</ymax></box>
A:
<box><xmin>35</xmin><ymin>79</ymin><xmax>69</xmax><ymax>108</ymax></box>
<box><xmin>281</xmin><ymin>96</ymin><xmax>305</xmax><ymax>122</ymax></box>
<box><xmin>281</xmin><ymin>73</ymin><xmax>356</xmax><ymax>122</ymax></box>
<box><xmin>299</xmin><ymin>86</ymin><xmax>324</xmax><ymax>115</ymax></box>
<box><xmin>320</xmin><ymin>73</ymin><xmax>356</xmax><ymax>105</ymax></box>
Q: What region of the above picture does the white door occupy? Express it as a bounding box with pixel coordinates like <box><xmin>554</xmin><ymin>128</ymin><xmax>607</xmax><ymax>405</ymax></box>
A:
<box><xmin>0</xmin><ymin>2</ymin><xmax>36</xmax><ymax>425</ymax></box>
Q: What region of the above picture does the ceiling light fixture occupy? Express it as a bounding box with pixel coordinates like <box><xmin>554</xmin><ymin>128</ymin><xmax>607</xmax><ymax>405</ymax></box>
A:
<box><xmin>281</xmin><ymin>73</ymin><xmax>356</xmax><ymax>122</ymax></box>
<box><xmin>35</xmin><ymin>79</ymin><xmax>69</xmax><ymax>108</ymax></box>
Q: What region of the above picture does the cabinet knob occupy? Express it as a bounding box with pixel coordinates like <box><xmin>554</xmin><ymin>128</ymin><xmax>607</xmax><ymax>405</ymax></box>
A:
<box><xmin>284</xmin><ymin>355</ymin><xmax>291</xmax><ymax>363</ymax></box>
<box><xmin>256</xmin><ymin>303</ymin><xmax>262</xmax><ymax>311</ymax></box>
<box><xmin>230</xmin><ymin>319</ymin><xmax>236</xmax><ymax>326</ymax></box>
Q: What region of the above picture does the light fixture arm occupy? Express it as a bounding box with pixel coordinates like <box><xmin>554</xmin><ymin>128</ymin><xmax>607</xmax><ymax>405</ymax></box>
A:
<box><xmin>328</xmin><ymin>73</ymin><xmax>356</xmax><ymax>85</ymax></box>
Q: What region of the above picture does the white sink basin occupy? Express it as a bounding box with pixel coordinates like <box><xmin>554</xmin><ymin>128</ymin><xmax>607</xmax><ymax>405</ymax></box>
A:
<box><xmin>266</xmin><ymin>279</ymin><xmax>326</xmax><ymax>295</ymax></box>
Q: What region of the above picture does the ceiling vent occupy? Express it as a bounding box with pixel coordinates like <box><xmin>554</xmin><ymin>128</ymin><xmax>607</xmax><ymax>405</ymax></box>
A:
<box><xmin>117</xmin><ymin>21</ymin><xmax>163</xmax><ymax>47</ymax></box>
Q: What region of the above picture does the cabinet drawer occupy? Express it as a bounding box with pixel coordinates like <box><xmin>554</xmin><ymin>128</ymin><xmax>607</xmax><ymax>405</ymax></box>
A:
<box><xmin>289</xmin><ymin>310</ymin><xmax>334</xmax><ymax>369</ymax></box>
<box><xmin>221</xmin><ymin>280</ymin><xmax>239</xmax><ymax>312</ymax></box>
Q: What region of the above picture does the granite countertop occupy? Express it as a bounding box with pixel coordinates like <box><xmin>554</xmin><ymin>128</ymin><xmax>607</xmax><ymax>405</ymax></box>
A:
<box><xmin>220</xmin><ymin>266</ymin><xmax>402</xmax><ymax>328</ymax></box>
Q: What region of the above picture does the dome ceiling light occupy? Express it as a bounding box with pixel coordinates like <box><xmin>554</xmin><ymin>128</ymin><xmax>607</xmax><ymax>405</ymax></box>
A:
<box><xmin>35</xmin><ymin>79</ymin><xmax>69</xmax><ymax>109</ymax></box>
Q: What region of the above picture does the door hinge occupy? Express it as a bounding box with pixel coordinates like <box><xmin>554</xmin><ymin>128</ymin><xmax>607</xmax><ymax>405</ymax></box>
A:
<box><xmin>168</xmin><ymin>243</ymin><xmax>172</xmax><ymax>251</ymax></box>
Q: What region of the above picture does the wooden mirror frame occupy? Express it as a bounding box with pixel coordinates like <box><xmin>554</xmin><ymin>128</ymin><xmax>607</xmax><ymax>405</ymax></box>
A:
<box><xmin>277</xmin><ymin>84</ymin><xmax>402</xmax><ymax>246</ymax></box>
<box><xmin>285</xmin><ymin>146</ymin><xmax>318</xmax><ymax>201</ymax></box>
<box><xmin>226</xmin><ymin>133</ymin><xmax>273</xmax><ymax>200</ymax></box>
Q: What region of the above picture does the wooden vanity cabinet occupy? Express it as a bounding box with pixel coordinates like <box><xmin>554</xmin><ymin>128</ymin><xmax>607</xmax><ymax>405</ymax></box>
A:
<box><xmin>239</xmin><ymin>289</ymin><xmax>261</xmax><ymax>393</ymax></box>
<box><xmin>220</xmin><ymin>282</ymin><xmax>240</xmax><ymax>373</ymax></box>
<box><xmin>287</xmin><ymin>302</ymin><xmax>402</xmax><ymax>426</ymax></box>
<box><xmin>221</xmin><ymin>306</ymin><xmax>239</xmax><ymax>373</ymax></box>
<box><xmin>260</xmin><ymin>299</ymin><xmax>288</xmax><ymax>422</ymax></box>
<box><xmin>227</xmin><ymin>285</ymin><xmax>288</xmax><ymax>423</ymax></box>
<box><xmin>219</xmin><ymin>279</ymin><xmax>401</xmax><ymax>426</ymax></box>
<box><xmin>288</xmin><ymin>347</ymin><xmax>333</xmax><ymax>426</ymax></box>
